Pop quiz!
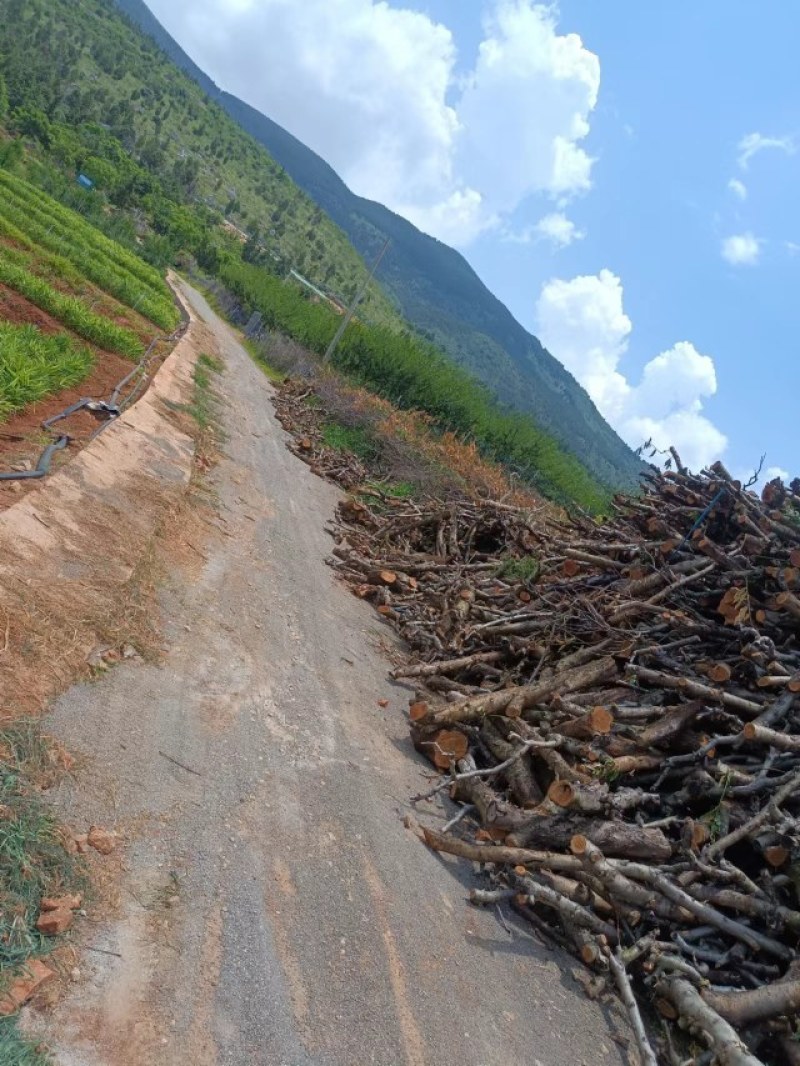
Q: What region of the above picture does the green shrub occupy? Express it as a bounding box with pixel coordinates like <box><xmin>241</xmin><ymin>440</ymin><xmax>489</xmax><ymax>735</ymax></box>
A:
<box><xmin>496</xmin><ymin>556</ymin><xmax>540</xmax><ymax>582</ymax></box>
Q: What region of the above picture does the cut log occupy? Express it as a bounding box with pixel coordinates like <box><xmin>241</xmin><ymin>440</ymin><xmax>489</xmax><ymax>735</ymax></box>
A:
<box><xmin>480</xmin><ymin>719</ymin><xmax>543</xmax><ymax>807</ymax></box>
<box><xmin>427</xmin><ymin>729</ymin><xmax>469</xmax><ymax>770</ymax></box>
<box><xmin>507</xmin><ymin>815</ymin><xmax>672</xmax><ymax>861</ymax></box>
<box><xmin>392</xmin><ymin>650</ymin><xmax>504</xmax><ymax>679</ymax></box>
<box><xmin>741</xmin><ymin>721</ymin><xmax>800</xmax><ymax>752</ymax></box>
<box><xmin>654</xmin><ymin>979</ymin><xmax>764</xmax><ymax>1066</ymax></box>
<box><xmin>420</xmin><ymin>825</ymin><xmax>584</xmax><ymax>873</ymax></box>
<box><xmin>422</xmin><ymin>656</ymin><xmax>618</xmax><ymax>727</ymax></box>
<box><xmin>558</xmin><ymin>706</ymin><xmax>614</xmax><ymax>740</ymax></box>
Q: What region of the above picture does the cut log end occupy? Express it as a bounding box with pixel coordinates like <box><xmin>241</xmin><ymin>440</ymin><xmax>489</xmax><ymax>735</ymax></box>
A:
<box><xmin>547</xmin><ymin>780</ymin><xmax>576</xmax><ymax>808</ymax></box>
<box><xmin>431</xmin><ymin>729</ymin><xmax>469</xmax><ymax>769</ymax></box>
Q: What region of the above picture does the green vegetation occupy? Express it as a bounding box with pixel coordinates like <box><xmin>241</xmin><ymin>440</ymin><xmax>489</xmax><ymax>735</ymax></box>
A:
<box><xmin>366</xmin><ymin>479</ymin><xmax>417</xmax><ymax>500</ymax></box>
<box><xmin>181</xmin><ymin>351</ymin><xmax>223</xmax><ymax>433</ymax></box>
<box><xmin>496</xmin><ymin>555</ymin><xmax>540</xmax><ymax>583</ymax></box>
<box><xmin>0</xmin><ymin>722</ymin><xmax>84</xmax><ymax>972</ymax></box>
<box><xmin>321</xmin><ymin>422</ymin><xmax>377</xmax><ymax>461</ymax></box>
<box><xmin>0</xmin><ymin>257</ymin><xmax>142</xmax><ymax>357</ymax></box>
<box><xmin>0</xmin><ymin>324</ymin><xmax>92</xmax><ymax>421</ymax></box>
<box><xmin>0</xmin><ymin>722</ymin><xmax>82</xmax><ymax>1062</ymax></box>
<box><xmin>219</xmin><ymin>262</ymin><xmax>608</xmax><ymax>509</ymax></box>
<box><xmin>241</xmin><ymin>338</ymin><xmax>283</xmax><ymax>384</ymax></box>
<box><xmin>0</xmin><ymin>0</ymin><xmax>393</xmax><ymax>322</ymax></box>
<box><xmin>0</xmin><ymin>170</ymin><xmax>177</xmax><ymax>329</ymax></box>
<box><xmin>0</xmin><ymin>1020</ymin><xmax>51</xmax><ymax>1066</ymax></box>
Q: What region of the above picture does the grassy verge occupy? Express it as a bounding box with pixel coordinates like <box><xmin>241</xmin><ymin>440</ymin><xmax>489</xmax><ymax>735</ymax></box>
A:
<box><xmin>0</xmin><ymin>324</ymin><xmax>93</xmax><ymax>423</ymax></box>
<box><xmin>215</xmin><ymin>263</ymin><xmax>608</xmax><ymax>511</ymax></box>
<box><xmin>0</xmin><ymin>1020</ymin><xmax>50</xmax><ymax>1066</ymax></box>
<box><xmin>0</xmin><ymin>259</ymin><xmax>143</xmax><ymax>359</ymax></box>
<box><xmin>242</xmin><ymin>338</ymin><xmax>283</xmax><ymax>384</ymax></box>
<box><xmin>166</xmin><ymin>351</ymin><xmax>225</xmax><ymax>475</ymax></box>
<box><xmin>0</xmin><ymin>721</ymin><xmax>85</xmax><ymax>1063</ymax></box>
<box><xmin>187</xmin><ymin>353</ymin><xmax>224</xmax><ymax>432</ymax></box>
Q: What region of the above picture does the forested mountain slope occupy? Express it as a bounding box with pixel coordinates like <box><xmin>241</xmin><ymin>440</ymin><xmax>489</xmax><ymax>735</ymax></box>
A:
<box><xmin>0</xmin><ymin>0</ymin><xmax>394</xmax><ymax>321</ymax></box>
<box><xmin>113</xmin><ymin>0</ymin><xmax>644</xmax><ymax>490</ymax></box>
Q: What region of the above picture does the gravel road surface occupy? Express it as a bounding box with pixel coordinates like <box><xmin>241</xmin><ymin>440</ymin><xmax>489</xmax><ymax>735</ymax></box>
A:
<box><xmin>34</xmin><ymin>281</ymin><xmax>627</xmax><ymax>1066</ymax></box>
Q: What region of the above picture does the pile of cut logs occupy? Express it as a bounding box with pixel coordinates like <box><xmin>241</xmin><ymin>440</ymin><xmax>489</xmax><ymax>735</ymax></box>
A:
<box><xmin>276</xmin><ymin>381</ymin><xmax>800</xmax><ymax>1064</ymax></box>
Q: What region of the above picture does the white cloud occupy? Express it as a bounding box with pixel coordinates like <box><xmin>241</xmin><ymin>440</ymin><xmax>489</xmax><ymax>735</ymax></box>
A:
<box><xmin>786</xmin><ymin>241</ymin><xmax>800</xmax><ymax>256</ymax></box>
<box><xmin>765</xmin><ymin>465</ymin><xmax>790</xmax><ymax>482</ymax></box>
<box><xmin>533</xmin><ymin>212</ymin><xmax>585</xmax><ymax>247</ymax></box>
<box><xmin>506</xmin><ymin>211</ymin><xmax>585</xmax><ymax>247</ymax></box>
<box><xmin>146</xmin><ymin>0</ymin><xmax>600</xmax><ymax>245</ymax></box>
<box><xmin>721</xmin><ymin>233</ymin><xmax>761</xmax><ymax>266</ymax></box>
<box><xmin>728</xmin><ymin>178</ymin><xmax>747</xmax><ymax>200</ymax></box>
<box><xmin>737</xmin><ymin>132</ymin><xmax>796</xmax><ymax>169</ymax></box>
<box><xmin>536</xmin><ymin>270</ymin><xmax>727</xmax><ymax>471</ymax></box>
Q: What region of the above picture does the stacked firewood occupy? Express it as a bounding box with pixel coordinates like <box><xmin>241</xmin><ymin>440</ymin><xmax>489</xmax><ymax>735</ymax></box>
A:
<box><xmin>276</xmin><ymin>380</ymin><xmax>800</xmax><ymax>1064</ymax></box>
<box><xmin>332</xmin><ymin>466</ymin><xmax>800</xmax><ymax>1063</ymax></box>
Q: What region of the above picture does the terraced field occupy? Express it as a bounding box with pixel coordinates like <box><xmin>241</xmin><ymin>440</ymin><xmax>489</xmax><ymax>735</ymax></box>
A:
<box><xmin>0</xmin><ymin>170</ymin><xmax>180</xmax><ymax>493</ymax></box>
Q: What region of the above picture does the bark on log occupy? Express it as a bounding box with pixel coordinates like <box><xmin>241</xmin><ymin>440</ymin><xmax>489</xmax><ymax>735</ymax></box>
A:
<box><xmin>741</xmin><ymin>722</ymin><xmax>800</xmax><ymax>752</ymax></box>
<box><xmin>627</xmin><ymin>665</ymin><xmax>763</xmax><ymax>717</ymax></box>
<box><xmin>507</xmin><ymin>815</ymin><xmax>673</xmax><ymax>861</ymax></box>
<box><xmin>607</xmin><ymin>950</ymin><xmax>659</xmax><ymax>1066</ymax></box>
<box><xmin>392</xmin><ymin>650</ymin><xmax>504</xmax><ymax>679</ymax></box>
<box><xmin>654</xmin><ymin>978</ymin><xmax>764</xmax><ymax>1066</ymax></box>
<box><xmin>480</xmin><ymin>719</ymin><xmax>543</xmax><ymax>807</ymax></box>
<box><xmin>702</xmin><ymin>980</ymin><xmax>800</xmax><ymax>1026</ymax></box>
<box><xmin>420</xmin><ymin>656</ymin><xmax>618</xmax><ymax>727</ymax></box>
<box><xmin>420</xmin><ymin>825</ymin><xmax>583</xmax><ymax>872</ymax></box>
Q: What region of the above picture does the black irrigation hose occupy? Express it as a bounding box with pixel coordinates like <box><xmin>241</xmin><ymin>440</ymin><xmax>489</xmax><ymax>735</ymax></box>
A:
<box><xmin>0</xmin><ymin>319</ymin><xmax>188</xmax><ymax>482</ymax></box>
<box><xmin>0</xmin><ymin>435</ymin><xmax>69</xmax><ymax>481</ymax></box>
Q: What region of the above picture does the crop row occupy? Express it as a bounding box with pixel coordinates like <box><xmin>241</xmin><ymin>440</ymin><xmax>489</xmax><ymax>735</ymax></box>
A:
<box><xmin>0</xmin><ymin>322</ymin><xmax>93</xmax><ymax>422</ymax></box>
<box><xmin>0</xmin><ymin>186</ymin><xmax>178</xmax><ymax>331</ymax></box>
<box><xmin>0</xmin><ymin>257</ymin><xmax>144</xmax><ymax>358</ymax></box>
<box><xmin>0</xmin><ymin>169</ymin><xmax>165</xmax><ymax>295</ymax></box>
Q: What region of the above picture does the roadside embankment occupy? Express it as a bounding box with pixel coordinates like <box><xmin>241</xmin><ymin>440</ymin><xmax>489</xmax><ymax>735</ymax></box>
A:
<box><xmin>0</xmin><ymin>281</ymin><xmax>201</xmax><ymax>717</ymax></box>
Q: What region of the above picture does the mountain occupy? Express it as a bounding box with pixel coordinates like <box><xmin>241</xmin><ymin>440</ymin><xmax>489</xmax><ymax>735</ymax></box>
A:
<box><xmin>0</xmin><ymin>0</ymin><xmax>395</xmax><ymax>324</ymax></box>
<box><xmin>112</xmin><ymin>0</ymin><xmax>643</xmax><ymax>491</ymax></box>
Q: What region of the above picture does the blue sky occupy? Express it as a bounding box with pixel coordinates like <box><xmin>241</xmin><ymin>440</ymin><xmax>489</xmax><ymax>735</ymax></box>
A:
<box><xmin>149</xmin><ymin>0</ymin><xmax>798</xmax><ymax>481</ymax></box>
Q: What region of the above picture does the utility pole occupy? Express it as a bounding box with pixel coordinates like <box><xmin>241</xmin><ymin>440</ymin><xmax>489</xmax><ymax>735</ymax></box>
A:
<box><xmin>323</xmin><ymin>238</ymin><xmax>390</xmax><ymax>363</ymax></box>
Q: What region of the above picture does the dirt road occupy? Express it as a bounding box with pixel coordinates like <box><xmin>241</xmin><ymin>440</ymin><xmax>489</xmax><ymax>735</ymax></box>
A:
<box><xmin>34</xmin><ymin>281</ymin><xmax>627</xmax><ymax>1066</ymax></box>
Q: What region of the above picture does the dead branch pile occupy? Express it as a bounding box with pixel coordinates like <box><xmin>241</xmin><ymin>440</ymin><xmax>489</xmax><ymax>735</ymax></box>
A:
<box><xmin>334</xmin><ymin>462</ymin><xmax>800</xmax><ymax>1063</ymax></box>
<box><xmin>273</xmin><ymin>377</ymin><xmax>367</xmax><ymax>488</ymax></box>
<box><xmin>275</xmin><ymin>379</ymin><xmax>800</xmax><ymax>1063</ymax></box>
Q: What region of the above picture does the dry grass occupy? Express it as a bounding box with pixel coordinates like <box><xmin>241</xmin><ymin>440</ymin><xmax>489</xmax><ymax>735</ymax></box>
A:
<box><xmin>299</xmin><ymin>367</ymin><xmax>546</xmax><ymax>511</ymax></box>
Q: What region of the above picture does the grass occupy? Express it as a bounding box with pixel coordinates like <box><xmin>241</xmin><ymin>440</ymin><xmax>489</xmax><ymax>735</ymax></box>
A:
<box><xmin>0</xmin><ymin>1020</ymin><xmax>52</xmax><ymax>1066</ymax></box>
<box><xmin>496</xmin><ymin>555</ymin><xmax>540</xmax><ymax>582</ymax></box>
<box><xmin>167</xmin><ymin>350</ymin><xmax>225</xmax><ymax>464</ymax></box>
<box><xmin>0</xmin><ymin>722</ymin><xmax>84</xmax><ymax>977</ymax></box>
<box><xmin>0</xmin><ymin>174</ymin><xmax>177</xmax><ymax>330</ymax></box>
<box><xmin>0</xmin><ymin>258</ymin><xmax>143</xmax><ymax>359</ymax></box>
<box><xmin>242</xmin><ymin>338</ymin><xmax>283</xmax><ymax>384</ymax></box>
<box><xmin>366</xmin><ymin>479</ymin><xmax>416</xmax><ymax>500</ymax></box>
<box><xmin>0</xmin><ymin>171</ymin><xmax>166</xmax><ymax>294</ymax></box>
<box><xmin>0</xmin><ymin>722</ymin><xmax>80</xmax><ymax>1063</ymax></box>
<box><xmin>0</xmin><ymin>324</ymin><xmax>93</xmax><ymax>422</ymax></box>
<box><xmin>321</xmin><ymin>422</ymin><xmax>377</xmax><ymax>460</ymax></box>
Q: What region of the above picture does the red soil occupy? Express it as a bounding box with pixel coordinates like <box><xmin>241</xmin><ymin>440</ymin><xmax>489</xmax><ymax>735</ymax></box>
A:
<box><xmin>0</xmin><ymin>287</ymin><xmax>174</xmax><ymax>511</ymax></box>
